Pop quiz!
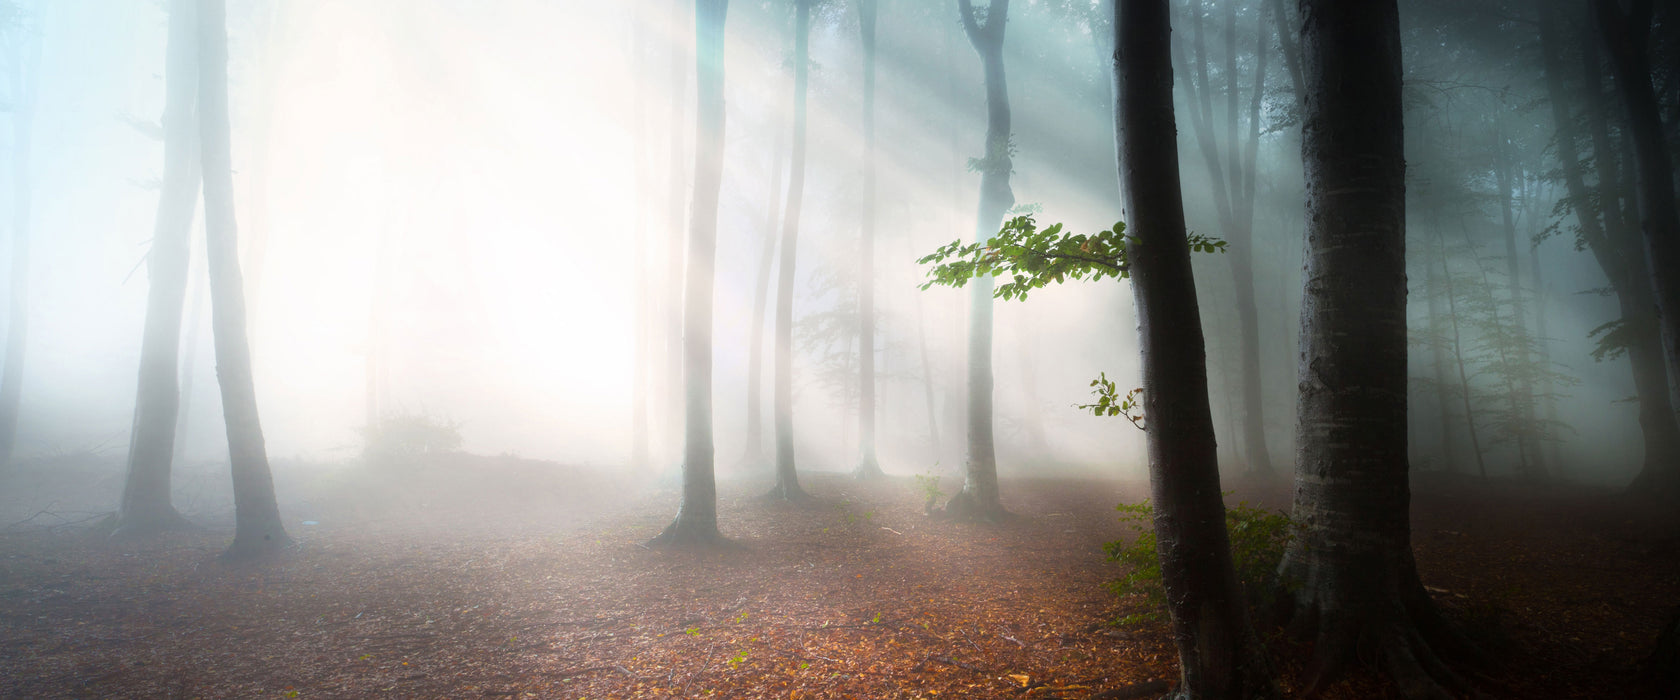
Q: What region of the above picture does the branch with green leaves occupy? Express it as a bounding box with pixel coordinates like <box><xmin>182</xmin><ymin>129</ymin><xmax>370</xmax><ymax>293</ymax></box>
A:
<box><xmin>1076</xmin><ymin>372</ymin><xmax>1145</xmax><ymax>431</ymax></box>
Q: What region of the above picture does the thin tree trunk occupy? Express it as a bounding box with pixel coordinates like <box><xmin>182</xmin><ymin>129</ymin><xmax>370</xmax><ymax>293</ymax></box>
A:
<box><xmin>854</xmin><ymin>0</ymin><xmax>884</xmax><ymax>479</ymax></box>
<box><xmin>199</xmin><ymin>0</ymin><xmax>290</xmax><ymax>559</ymax></box>
<box><xmin>740</xmin><ymin>23</ymin><xmax>788</xmax><ymax>469</ymax></box>
<box><xmin>0</xmin><ymin>22</ymin><xmax>38</xmax><ymax>466</ymax></box>
<box><xmin>1113</xmin><ymin>1</ymin><xmax>1278</xmax><ymax>696</ymax></box>
<box><xmin>1437</xmin><ymin>228</ymin><xmax>1487</xmax><ymax>479</ymax></box>
<box><xmin>114</xmin><ymin>0</ymin><xmax>202</xmax><ymax>535</ymax></box>
<box><xmin>1494</xmin><ymin>128</ymin><xmax>1539</xmax><ymax>479</ymax></box>
<box><xmin>1424</xmin><ymin>227</ymin><xmax>1458</xmax><ymax>472</ymax></box>
<box><xmin>767</xmin><ymin>0</ymin><xmax>813</xmax><ymax>502</ymax></box>
<box><xmin>946</xmin><ymin>0</ymin><xmax>1014</xmax><ymax>521</ymax></box>
<box><xmin>650</xmin><ymin>0</ymin><xmax>731</xmax><ymax>547</ymax></box>
<box><xmin>1279</xmin><ymin>1</ymin><xmax>1480</xmax><ymax>695</ymax></box>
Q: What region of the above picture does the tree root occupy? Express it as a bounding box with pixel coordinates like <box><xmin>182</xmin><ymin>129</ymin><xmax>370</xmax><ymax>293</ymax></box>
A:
<box><xmin>1298</xmin><ymin>601</ymin><xmax>1486</xmax><ymax>700</ymax></box>
<box><xmin>851</xmin><ymin>456</ymin><xmax>885</xmax><ymax>480</ymax></box>
<box><xmin>940</xmin><ymin>490</ymin><xmax>1010</xmax><ymax>523</ymax></box>
<box><xmin>646</xmin><ymin>519</ymin><xmax>738</xmax><ymax>550</ymax></box>
<box><xmin>762</xmin><ymin>481</ymin><xmax>812</xmax><ymax>503</ymax></box>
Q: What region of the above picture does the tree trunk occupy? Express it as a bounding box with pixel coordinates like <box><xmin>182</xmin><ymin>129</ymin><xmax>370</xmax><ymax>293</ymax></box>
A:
<box><xmin>853</xmin><ymin>0</ymin><xmax>884</xmax><ymax>480</ymax></box>
<box><xmin>114</xmin><ymin>0</ymin><xmax>202</xmax><ymax>535</ymax></box>
<box><xmin>649</xmin><ymin>0</ymin><xmax>731</xmax><ymax>547</ymax></box>
<box><xmin>1424</xmin><ymin>227</ymin><xmax>1458</xmax><ymax>472</ymax></box>
<box><xmin>740</xmin><ymin>23</ymin><xmax>788</xmax><ymax>470</ymax></box>
<box><xmin>0</xmin><ymin>22</ymin><xmax>37</xmax><ymax>467</ymax></box>
<box><xmin>199</xmin><ymin>0</ymin><xmax>291</xmax><ymax>559</ymax></box>
<box><xmin>174</xmin><ymin>240</ymin><xmax>206</xmax><ymax>464</ymax></box>
<box><xmin>1538</xmin><ymin>0</ymin><xmax>1680</xmax><ymax>494</ymax></box>
<box><xmin>1595</xmin><ymin>1</ymin><xmax>1680</xmax><ymax>500</ymax></box>
<box><xmin>1493</xmin><ymin>129</ymin><xmax>1540</xmax><ymax>479</ymax></box>
<box><xmin>946</xmin><ymin>0</ymin><xmax>1014</xmax><ymax>521</ymax></box>
<box><xmin>1279</xmin><ymin>1</ymin><xmax>1477</xmax><ymax>696</ymax></box>
<box><xmin>1112</xmin><ymin>2</ymin><xmax>1278</xmax><ymax>697</ymax></box>
<box><xmin>1437</xmin><ymin>227</ymin><xmax>1488</xmax><ymax>479</ymax></box>
<box><xmin>767</xmin><ymin>0</ymin><xmax>812</xmax><ymax>502</ymax></box>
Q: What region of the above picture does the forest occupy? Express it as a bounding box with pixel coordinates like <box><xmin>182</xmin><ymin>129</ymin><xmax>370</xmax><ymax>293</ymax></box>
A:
<box><xmin>1</xmin><ymin>0</ymin><xmax>1678</xmax><ymax>698</ymax></box>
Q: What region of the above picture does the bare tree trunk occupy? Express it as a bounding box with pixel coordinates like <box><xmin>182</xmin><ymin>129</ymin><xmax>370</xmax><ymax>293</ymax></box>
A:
<box><xmin>1595</xmin><ymin>1</ymin><xmax>1680</xmax><ymax>499</ymax></box>
<box><xmin>1424</xmin><ymin>227</ymin><xmax>1458</xmax><ymax>472</ymax></box>
<box><xmin>1279</xmin><ymin>1</ymin><xmax>1479</xmax><ymax>695</ymax></box>
<box><xmin>1113</xmin><ymin>1</ymin><xmax>1278</xmax><ymax>696</ymax></box>
<box><xmin>1436</xmin><ymin>228</ymin><xmax>1487</xmax><ymax>479</ymax></box>
<box><xmin>853</xmin><ymin>0</ymin><xmax>884</xmax><ymax>479</ymax></box>
<box><xmin>1494</xmin><ymin>128</ymin><xmax>1539</xmax><ymax>479</ymax></box>
<box><xmin>740</xmin><ymin>21</ymin><xmax>788</xmax><ymax>470</ymax></box>
<box><xmin>767</xmin><ymin>0</ymin><xmax>813</xmax><ymax>502</ymax></box>
<box><xmin>650</xmin><ymin>0</ymin><xmax>731</xmax><ymax>547</ymax></box>
<box><xmin>0</xmin><ymin>21</ymin><xmax>38</xmax><ymax>466</ymax></box>
<box><xmin>114</xmin><ymin>0</ymin><xmax>202</xmax><ymax>535</ymax></box>
<box><xmin>946</xmin><ymin>0</ymin><xmax>1014</xmax><ymax>521</ymax></box>
<box><xmin>175</xmin><ymin>236</ymin><xmax>206</xmax><ymax>464</ymax></box>
<box><xmin>199</xmin><ymin>0</ymin><xmax>290</xmax><ymax>559</ymax></box>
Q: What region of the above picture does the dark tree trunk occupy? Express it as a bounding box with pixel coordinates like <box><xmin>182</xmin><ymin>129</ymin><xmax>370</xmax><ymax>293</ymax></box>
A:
<box><xmin>767</xmin><ymin>0</ymin><xmax>813</xmax><ymax>502</ymax></box>
<box><xmin>650</xmin><ymin>0</ymin><xmax>731</xmax><ymax>547</ymax></box>
<box><xmin>1493</xmin><ymin>131</ymin><xmax>1541</xmax><ymax>479</ymax></box>
<box><xmin>1436</xmin><ymin>227</ymin><xmax>1488</xmax><ymax>479</ymax></box>
<box><xmin>114</xmin><ymin>0</ymin><xmax>202</xmax><ymax>536</ymax></box>
<box><xmin>853</xmin><ymin>0</ymin><xmax>884</xmax><ymax>480</ymax></box>
<box><xmin>1111</xmin><ymin>2</ymin><xmax>1278</xmax><ymax>697</ymax></box>
<box><xmin>1595</xmin><ymin>1</ymin><xmax>1680</xmax><ymax>500</ymax></box>
<box><xmin>199</xmin><ymin>0</ymin><xmax>291</xmax><ymax>560</ymax></box>
<box><xmin>0</xmin><ymin>24</ymin><xmax>37</xmax><ymax>467</ymax></box>
<box><xmin>1279</xmin><ymin>1</ymin><xmax>1477</xmax><ymax>695</ymax></box>
<box><xmin>740</xmin><ymin>39</ymin><xmax>787</xmax><ymax>471</ymax></box>
<box><xmin>1423</xmin><ymin>228</ymin><xmax>1458</xmax><ymax>472</ymax></box>
<box><xmin>946</xmin><ymin>0</ymin><xmax>1013</xmax><ymax>521</ymax></box>
<box><xmin>1538</xmin><ymin>0</ymin><xmax>1680</xmax><ymax>494</ymax></box>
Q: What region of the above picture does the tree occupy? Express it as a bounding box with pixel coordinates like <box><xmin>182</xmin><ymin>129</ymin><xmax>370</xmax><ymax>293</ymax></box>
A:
<box><xmin>1172</xmin><ymin>0</ymin><xmax>1274</xmax><ymax>477</ymax></box>
<box><xmin>1595</xmin><ymin>0</ymin><xmax>1680</xmax><ymax>498</ymax></box>
<box><xmin>1277</xmin><ymin>1</ymin><xmax>1477</xmax><ymax>695</ymax></box>
<box><xmin>198</xmin><ymin>0</ymin><xmax>290</xmax><ymax>559</ymax></box>
<box><xmin>948</xmin><ymin>0</ymin><xmax>1014</xmax><ymax>521</ymax></box>
<box><xmin>112</xmin><ymin>0</ymin><xmax>202</xmax><ymax>535</ymax></box>
<box><xmin>1109</xmin><ymin>0</ymin><xmax>1276</xmax><ymax>693</ymax></box>
<box><xmin>767</xmin><ymin>0</ymin><xmax>814</xmax><ymax>502</ymax></box>
<box><xmin>0</xmin><ymin>0</ymin><xmax>37</xmax><ymax>466</ymax></box>
<box><xmin>739</xmin><ymin>8</ymin><xmax>790</xmax><ymax>471</ymax></box>
<box><xmin>852</xmin><ymin>0</ymin><xmax>884</xmax><ymax>480</ymax></box>
<box><xmin>649</xmin><ymin>0</ymin><xmax>731</xmax><ymax>547</ymax></box>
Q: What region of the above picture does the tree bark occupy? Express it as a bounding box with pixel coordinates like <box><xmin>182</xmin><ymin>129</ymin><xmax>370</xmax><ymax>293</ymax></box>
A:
<box><xmin>1112</xmin><ymin>2</ymin><xmax>1278</xmax><ymax>697</ymax></box>
<box><xmin>114</xmin><ymin>0</ymin><xmax>202</xmax><ymax>535</ymax></box>
<box><xmin>767</xmin><ymin>0</ymin><xmax>812</xmax><ymax>502</ymax></box>
<box><xmin>853</xmin><ymin>0</ymin><xmax>884</xmax><ymax>480</ymax></box>
<box><xmin>946</xmin><ymin>0</ymin><xmax>1013</xmax><ymax>521</ymax></box>
<box><xmin>1279</xmin><ymin>1</ymin><xmax>1477</xmax><ymax>696</ymax></box>
<box><xmin>199</xmin><ymin>0</ymin><xmax>291</xmax><ymax>559</ymax></box>
<box><xmin>650</xmin><ymin>0</ymin><xmax>731</xmax><ymax>547</ymax></box>
<box><xmin>1595</xmin><ymin>0</ymin><xmax>1680</xmax><ymax>500</ymax></box>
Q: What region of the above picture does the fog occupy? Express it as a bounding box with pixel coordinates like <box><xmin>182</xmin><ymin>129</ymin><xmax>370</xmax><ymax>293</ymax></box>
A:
<box><xmin>0</xmin><ymin>0</ymin><xmax>1668</xmax><ymax>491</ymax></box>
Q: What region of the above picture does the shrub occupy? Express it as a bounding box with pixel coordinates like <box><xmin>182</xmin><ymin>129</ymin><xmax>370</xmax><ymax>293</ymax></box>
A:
<box><xmin>361</xmin><ymin>411</ymin><xmax>463</xmax><ymax>461</ymax></box>
<box><xmin>1102</xmin><ymin>498</ymin><xmax>1291</xmax><ymax>625</ymax></box>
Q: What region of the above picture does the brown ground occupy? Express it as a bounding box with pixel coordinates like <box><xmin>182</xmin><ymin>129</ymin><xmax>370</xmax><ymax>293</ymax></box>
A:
<box><xmin>0</xmin><ymin>457</ymin><xmax>1674</xmax><ymax>699</ymax></box>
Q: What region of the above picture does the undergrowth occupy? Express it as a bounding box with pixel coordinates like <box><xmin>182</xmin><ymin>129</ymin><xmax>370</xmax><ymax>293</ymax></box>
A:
<box><xmin>1103</xmin><ymin>498</ymin><xmax>1291</xmax><ymax>625</ymax></box>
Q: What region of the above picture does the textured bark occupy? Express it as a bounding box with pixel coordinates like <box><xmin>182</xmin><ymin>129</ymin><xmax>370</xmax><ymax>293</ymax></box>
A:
<box><xmin>650</xmin><ymin>0</ymin><xmax>732</xmax><ymax>548</ymax></box>
<box><xmin>1173</xmin><ymin>0</ymin><xmax>1272</xmax><ymax>477</ymax></box>
<box><xmin>946</xmin><ymin>0</ymin><xmax>1013</xmax><ymax>521</ymax></box>
<box><xmin>1595</xmin><ymin>1</ymin><xmax>1680</xmax><ymax>500</ymax></box>
<box><xmin>0</xmin><ymin>25</ymin><xmax>37</xmax><ymax>466</ymax></box>
<box><xmin>1113</xmin><ymin>1</ymin><xmax>1279</xmax><ymax>697</ymax></box>
<box><xmin>1537</xmin><ymin>0</ymin><xmax>1680</xmax><ymax>495</ymax></box>
<box><xmin>114</xmin><ymin>0</ymin><xmax>202</xmax><ymax>536</ymax></box>
<box><xmin>853</xmin><ymin>0</ymin><xmax>884</xmax><ymax>480</ymax></box>
<box><xmin>1279</xmin><ymin>1</ymin><xmax>1476</xmax><ymax>696</ymax></box>
<box><xmin>199</xmin><ymin>0</ymin><xmax>291</xmax><ymax>559</ymax></box>
<box><xmin>767</xmin><ymin>0</ymin><xmax>812</xmax><ymax>503</ymax></box>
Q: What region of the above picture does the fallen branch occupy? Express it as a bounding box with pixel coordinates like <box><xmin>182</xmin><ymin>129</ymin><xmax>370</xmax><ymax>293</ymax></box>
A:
<box><xmin>1088</xmin><ymin>679</ymin><xmax>1172</xmax><ymax>699</ymax></box>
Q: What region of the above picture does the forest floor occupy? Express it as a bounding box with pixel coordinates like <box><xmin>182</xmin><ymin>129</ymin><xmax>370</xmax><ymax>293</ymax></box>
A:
<box><xmin>0</xmin><ymin>455</ymin><xmax>1676</xmax><ymax>699</ymax></box>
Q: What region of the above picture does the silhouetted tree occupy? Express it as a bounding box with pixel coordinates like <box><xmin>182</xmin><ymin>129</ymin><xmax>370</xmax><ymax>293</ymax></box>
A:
<box><xmin>853</xmin><ymin>0</ymin><xmax>884</xmax><ymax>480</ymax></box>
<box><xmin>198</xmin><ymin>0</ymin><xmax>290</xmax><ymax>559</ymax></box>
<box><xmin>740</xmin><ymin>9</ymin><xmax>790</xmax><ymax>471</ymax></box>
<box><xmin>650</xmin><ymin>0</ymin><xmax>731</xmax><ymax>547</ymax></box>
<box><xmin>113</xmin><ymin>0</ymin><xmax>202</xmax><ymax>535</ymax></box>
<box><xmin>767</xmin><ymin>0</ymin><xmax>813</xmax><ymax>502</ymax></box>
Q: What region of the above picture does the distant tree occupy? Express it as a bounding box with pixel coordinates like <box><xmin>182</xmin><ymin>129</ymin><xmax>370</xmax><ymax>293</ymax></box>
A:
<box><xmin>739</xmin><ymin>8</ymin><xmax>790</xmax><ymax>470</ymax></box>
<box><xmin>767</xmin><ymin>0</ymin><xmax>814</xmax><ymax>502</ymax></box>
<box><xmin>0</xmin><ymin>0</ymin><xmax>37</xmax><ymax>466</ymax></box>
<box><xmin>1594</xmin><ymin>0</ymin><xmax>1680</xmax><ymax>499</ymax></box>
<box><xmin>649</xmin><ymin>0</ymin><xmax>731</xmax><ymax>547</ymax></box>
<box><xmin>112</xmin><ymin>0</ymin><xmax>202</xmax><ymax>535</ymax></box>
<box><xmin>1173</xmin><ymin>0</ymin><xmax>1273</xmax><ymax>477</ymax></box>
<box><xmin>852</xmin><ymin>0</ymin><xmax>884</xmax><ymax>480</ymax></box>
<box><xmin>948</xmin><ymin>0</ymin><xmax>1014</xmax><ymax>521</ymax></box>
<box><xmin>198</xmin><ymin>0</ymin><xmax>290</xmax><ymax>559</ymax></box>
<box><xmin>1277</xmin><ymin>1</ymin><xmax>1479</xmax><ymax>694</ymax></box>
